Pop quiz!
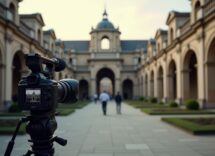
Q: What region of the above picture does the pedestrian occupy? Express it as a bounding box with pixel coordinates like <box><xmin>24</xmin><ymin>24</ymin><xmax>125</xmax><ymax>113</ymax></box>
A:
<box><xmin>115</xmin><ymin>92</ymin><xmax>122</xmax><ymax>114</ymax></box>
<box><xmin>93</xmin><ymin>93</ymin><xmax>98</xmax><ymax>104</ymax></box>
<box><xmin>99</xmin><ymin>90</ymin><xmax>110</xmax><ymax>115</ymax></box>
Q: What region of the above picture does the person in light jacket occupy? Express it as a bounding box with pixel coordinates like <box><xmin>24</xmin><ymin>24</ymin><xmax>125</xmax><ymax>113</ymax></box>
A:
<box><xmin>99</xmin><ymin>91</ymin><xmax>110</xmax><ymax>115</ymax></box>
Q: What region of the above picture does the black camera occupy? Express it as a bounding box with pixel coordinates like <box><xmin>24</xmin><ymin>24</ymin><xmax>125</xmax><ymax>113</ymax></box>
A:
<box><xmin>18</xmin><ymin>53</ymin><xmax>78</xmax><ymax>112</ymax></box>
<box><xmin>4</xmin><ymin>53</ymin><xmax>79</xmax><ymax>156</ymax></box>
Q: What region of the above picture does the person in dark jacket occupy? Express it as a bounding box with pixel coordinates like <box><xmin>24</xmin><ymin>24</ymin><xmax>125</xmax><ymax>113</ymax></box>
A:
<box><xmin>115</xmin><ymin>92</ymin><xmax>122</xmax><ymax>114</ymax></box>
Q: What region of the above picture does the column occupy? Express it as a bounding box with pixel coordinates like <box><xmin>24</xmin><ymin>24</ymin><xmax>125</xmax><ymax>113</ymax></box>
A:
<box><xmin>154</xmin><ymin>70</ymin><xmax>158</xmax><ymax>98</ymax></box>
<box><xmin>115</xmin><ymin>78</ymin><xmax>121</xmax><ymax>95</ymax></box>
<box><xmin>181</xmin><ymin>69</ymin><xmax>189</xmax><ymax>100</ymax></box>
<box><xmin>90</xmin><ymin>78</ymin><xmax>96</xmax><ymax>96</ymax></box>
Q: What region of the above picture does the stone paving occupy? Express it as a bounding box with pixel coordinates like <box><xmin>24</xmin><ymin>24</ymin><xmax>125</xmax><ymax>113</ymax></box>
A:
<box><xmin>1</xmin><ymin>101</ymin><xmax>215</xmax><ymax>156</ymax></box>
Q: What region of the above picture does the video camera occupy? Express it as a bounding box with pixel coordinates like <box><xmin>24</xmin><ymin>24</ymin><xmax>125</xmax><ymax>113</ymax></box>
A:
<box><xmin>18</xmin><ymin>53</ymin><xmax>78</xmax><ymax>112</ymax></box>
<box><xmin>4</xmin><ymin>53</ymin><xmax>79</xmax><ymax>156</ymax></box>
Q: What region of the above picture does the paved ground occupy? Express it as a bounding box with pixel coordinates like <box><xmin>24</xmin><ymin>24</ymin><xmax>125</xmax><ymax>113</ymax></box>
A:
<box><xmin>1</xmin><ymin>101</ymin><xmax>215</xmax><ymax>156</ymax></box>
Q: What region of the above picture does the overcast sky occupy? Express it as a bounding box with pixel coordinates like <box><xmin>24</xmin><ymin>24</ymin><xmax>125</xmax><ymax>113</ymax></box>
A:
<box><xmin>19</xmin><ymin>0</ymin><xmax>191</xmax><ymax>40</ymax></box>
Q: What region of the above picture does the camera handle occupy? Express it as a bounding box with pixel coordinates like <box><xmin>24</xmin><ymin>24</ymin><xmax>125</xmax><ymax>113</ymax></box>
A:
<box><xmin>23</xmin><ymin>136</ymin><xmax>67</xmax><ymax>156</ymax></box>
<box><xmin>4</xmin><ymin>117</ymin><xmax>30</xmax><ymax>156</ymax></box>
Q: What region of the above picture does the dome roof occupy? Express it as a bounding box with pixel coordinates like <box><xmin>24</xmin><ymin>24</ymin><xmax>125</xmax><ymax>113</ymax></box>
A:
<box><xmin>96</xmin><ymin>19</ymin><xmax>115</xmax><ymax>29</ymax></box>
<box><xmin>95</xmin><ymin>9</ymin><xmax>115</xmax><ymax>30</ymax></box>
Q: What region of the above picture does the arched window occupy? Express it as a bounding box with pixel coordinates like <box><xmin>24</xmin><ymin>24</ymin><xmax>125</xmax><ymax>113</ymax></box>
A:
<box><xmin>194</xmin><ymin>1</ymin><xmax>201</xmax><ymax>21</ymax></box>
<box><xmin>69</xmin><ymin>58</ymin><xmax>73</xmax><ymax>64</ymax></box>
<box><xmin>51</xmin><ymin>43</ymin><xmax>54</xmax><ymax>51</ymax></box>
<box><xmin>101</xmin><ymin>37</ymin><xmax>110</xmax><ymax>50</ymax></box>
<box><xmin>170</xmin><ymin>28</ymin><xmax>174</xmax><ymax>43</ymax></box>
<box><xmin>157</xmin><ymin>43</ymin><xmax>160</xmax><ymax>52</ymax></box>
<box><xmin>9</xmin><ymin>3</ymin><xmax>16</xmax><ymax>21</ymax></box>
<box><xmin>37</xmin><ymin>29</ymin><xmax>41</xmax><ymax>44</ymax></box>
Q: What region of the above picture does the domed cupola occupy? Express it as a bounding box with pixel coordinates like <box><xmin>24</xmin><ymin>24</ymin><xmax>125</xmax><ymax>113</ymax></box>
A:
<box><xmin>96</xmin><ymin>10</ymin><xmax>115</xmax><ymax>30</ymax></box>
<box><xmin>90</xmin><ymin>9</ymin><xmax>121</xmax><ymax>52</ymax></box>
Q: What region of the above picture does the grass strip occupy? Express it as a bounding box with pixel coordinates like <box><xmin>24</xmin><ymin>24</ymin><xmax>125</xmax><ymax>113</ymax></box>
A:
<box><xmin>162</xmin><ymin>117</ymin><xmax>215</xmax><ymax>135</ymax></box>
<box><xmin>141</xmin><ymin>108</ymin><xmax>215</xmax><ymax>115</ymax></box>
<box><xmin>0</xmin><ymin>112</ymin><xmax>26</xmax><ymax>117</ymax></box>
<box><xmin>0</xmin><ymin>119</ymin><xmax>26</xmax><ymax>135</ymax></box>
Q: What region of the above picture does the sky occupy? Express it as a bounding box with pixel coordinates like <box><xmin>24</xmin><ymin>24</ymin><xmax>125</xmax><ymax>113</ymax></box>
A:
<box><xmin>19</xmin><ymin>0</ymin><xmax>191</xmax><ymax>40</ymax></box>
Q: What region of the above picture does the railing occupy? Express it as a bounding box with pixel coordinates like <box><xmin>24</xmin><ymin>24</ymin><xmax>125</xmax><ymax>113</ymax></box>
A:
<box><xmin>20</xmin><ymin>21</ymin><xmax>32</xmax><ymax>37</ymax></box>
<box><xmin>0</xmin><ymin>3</ymin><xmax>5</xmax><ymax>18</ymax></box>
<box><xmin>0</xmin><ymin>3</ymin><xmax>15</xmax><ymax>22</ymax></box>
<box><xmin>6</xmin><ymin>10</ymin><xmax>13</xmax><ymax>21</ymax></box>
<box><xmin>204</xmin><ymin>0</ymin><xmax>215</xmax><ymax>16</ymax></box>
<box><xmin>122</xmin><ymin>65</ymin><xmax>137</xmax><ymax>71</ymax></box>
<box><xmin>74</xmin><ymin>65</ymin><xmax>89</xmax><ymax>72</ymax></box>
<box><xmin>91</xmin><ymin>52</ymin><xmax>120</xmax><ymax>59</ymax></box>
<box><xmin>180</xmin><ymin>19</ymin><xmax>190</xmax><ymax>35</ymax></box>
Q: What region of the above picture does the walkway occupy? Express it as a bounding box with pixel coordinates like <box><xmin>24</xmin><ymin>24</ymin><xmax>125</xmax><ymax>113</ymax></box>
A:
<box><xmin>0</xmin><ymin>102</ymin><xmax>215</xmax><ymax>156</ymax></box>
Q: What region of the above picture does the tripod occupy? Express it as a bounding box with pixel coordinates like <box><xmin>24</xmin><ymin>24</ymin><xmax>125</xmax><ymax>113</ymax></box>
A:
<box><xmin>4</xmin><ymin>114</ymin><xmax>67</xmax><ymax>156</ymax></box>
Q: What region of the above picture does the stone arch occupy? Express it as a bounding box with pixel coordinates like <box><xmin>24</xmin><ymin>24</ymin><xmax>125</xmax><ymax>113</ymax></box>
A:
<box><xmin>157</xmin><ymin>66</ymin><xmax>164</xmax><ymax>100</ymax></box>
<box><xmin>140</xmin><ymin>75</ymin><xmax>144</xmax><ymax>97</ymax></box>
<box><xmin>145</xmin><ymin>74</ymin><xmax>148</xmax><ymax>97</ymax></box>
<box><xmin>168</xmin><ymin>60</ymin><xmax>177</xmax><ymax>100</ymax></box>
<box><xmin>150</xmin><ymin>70</ymin><xmax>154</xmax><ymax>97</ymax></box>
<box><xmin>206</xmin><ymin>36</ymin><xmax>215</xmax><ymax>106</ymax></box>
<box><xmin>96</xmin><ymin>68</ymin><xmax>115</xmax><ymax>96</ymax></box>
<box><xmin>182</xmin><ymin>50</ymin><xmax>198</xmax><ymax>100</ymax></box>
<box><xmin>79</xmin><ymin>79</ymin><xmax>89</xmax><ymax>100</ymax></box>
<box><xmin>206</xmin><ymin>30</ymin><xmax>215</xmax><ymax>60</ymax></box>
<box><xmin>122</xmin><ymin>79</ymin><xmax>133</xmax><ymax>99</ymax></box>
<box><xmin>12</xmin><ymin>51</ymin><xmax>25</xmax><ymax>102</ymax></box>
<box><xmin>0</xmin><ymin>47</ymin><xmax>3</xmax><ymax>105</ymax></box>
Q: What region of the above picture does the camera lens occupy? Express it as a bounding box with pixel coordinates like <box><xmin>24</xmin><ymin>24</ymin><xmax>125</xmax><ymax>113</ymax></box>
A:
<box><xmin>58</xmin><ymin>79</ymin><xmax>79</xmax><ymax>103</ymax></box>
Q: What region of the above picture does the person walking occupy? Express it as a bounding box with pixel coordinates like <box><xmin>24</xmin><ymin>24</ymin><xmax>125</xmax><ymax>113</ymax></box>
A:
<box><xmin>99</xmin><ymin>91</ymin><xmax>110</xmax><ymax>115</ymax></box>
<box><xmin>115</xmin><ymin>92</ymin><xmax>122</xmax><ymax>114</ymax></box>
<box><xmin>93</xmin><ymin>93</ymin><xmax>98</xmax><ymax>104</ymax></box>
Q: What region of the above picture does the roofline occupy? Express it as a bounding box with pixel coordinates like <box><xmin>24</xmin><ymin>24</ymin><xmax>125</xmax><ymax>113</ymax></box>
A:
<box><xmin>166</xmin><ymin>11</ymin><xmax>190</xmax><ymax>25</ymax></box>
<box><xmin>20</xmin><ymin>13</ymin><xmax>45</xmax><ymax>26</ymax></box>
<box><xmin>43</xmin><ymin>29</ymin><xmax>56</xmax><ymax>39</ymax></box>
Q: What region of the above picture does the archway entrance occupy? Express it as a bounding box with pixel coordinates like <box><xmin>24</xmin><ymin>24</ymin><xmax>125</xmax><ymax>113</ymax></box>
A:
<box><xmin>96</xmin><ymin>68</ymin><xmax>115</xmax><ymax>96</ymax></box>
<box><xmin>150</xmin><ymin>71</ymin><xmax>154</xmax><ymax>97</ymax></box>
<box><xmin>145</xmin><ymin>74</ymin><xmax>148</xmax><ymax>97</ymax></box>
<box><xmin>0</xmin><ymin>49</ymin><xmax>2</xmax><ymax>105</ymax></box>
<box><xmin>12</xmin><ymin>51</ymin><xmax>25</xmax><ymax>102</ymax></box>
<box><xmin>79</xmin><ymin>79</ymin><xmax>89</xmax><ymax>100</ymax></box>
<box><xmin>183</xmin><ymin>51</ymin><xmax>198</xmax><ymax>100</ymax></box>
<box><xmin>157</xmin><ymin>66</ymin><xmax>164</xmax><ymax>100</ymax></box>
<box><xmin>207</xmin><ymin>37</ymin><xmax>215</xmax><ymax>105</ymax></box>
<box><xmin>168</xmin><ymin>60</ymin><xmax>177</xmax><ymax>101</ymax></box>
<box><xmin>122</xmin><ymin>79</ymin><xmax>133</xmax><ymax>99</ymax></box>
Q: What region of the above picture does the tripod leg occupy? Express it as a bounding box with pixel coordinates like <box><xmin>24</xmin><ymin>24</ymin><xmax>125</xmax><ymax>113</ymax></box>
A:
<box><xmin>23</xmin><ymin>150</ymin><xmax>33</xmax><ymax>156</ymax></box>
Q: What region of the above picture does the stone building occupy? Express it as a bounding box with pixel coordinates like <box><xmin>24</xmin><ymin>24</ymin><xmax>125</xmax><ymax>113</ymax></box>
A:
<box><xmin>0</xmin><ymin>0</ymin><xmax>73</xmax><ymax>110</ymax></box>
<box><xmin>140</xmin><ymin>0</ymin><xmax>215</xmax><ymax>108</ymax></box>
<box><xmin>64</xmin><ymin>10</ymin><xmax>147</xmax><ymax>100</ymax></box>
<box><xmin>64</xmin><ymin>0</ymin><xmax>215</xmax><ymax>108</ymax></box>
<box><xmin>0</xmin><ymin>0</ymin><xmax>215</xmax><ymax>109</ymax></box>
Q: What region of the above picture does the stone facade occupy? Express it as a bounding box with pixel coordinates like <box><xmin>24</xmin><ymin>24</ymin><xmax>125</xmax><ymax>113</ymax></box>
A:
<box><xmin>0</xmin><ymin>0</ymin><xmax>73</xmax><ymax>110</ymax></box>
<box><xmin>65</xmin><ymin>0</ymin><xmax>215</xmax><ymax>109</ymax></box>
<box><xmin>0</xmin><ymin>0</ymin><xmax>215</xmax><ymax>109</ymax></box>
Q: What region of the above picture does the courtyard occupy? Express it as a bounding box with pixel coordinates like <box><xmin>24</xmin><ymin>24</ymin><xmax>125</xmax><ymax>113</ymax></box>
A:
<box><xmin>1</xmin><ymin>102</ymin><xmax>215</xmax><ymax>156</ymax></box>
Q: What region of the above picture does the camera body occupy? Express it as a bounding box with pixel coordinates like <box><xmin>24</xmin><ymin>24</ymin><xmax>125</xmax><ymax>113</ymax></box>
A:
<box><xmin>18</xmin><ymin>74</ymin><xmax>58</xmax><ymax>112</ymax></box>
<box><xmin>18</xmin><ymin>53</ymin><xmax>78</xmax><ymax>112</ymax></box>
